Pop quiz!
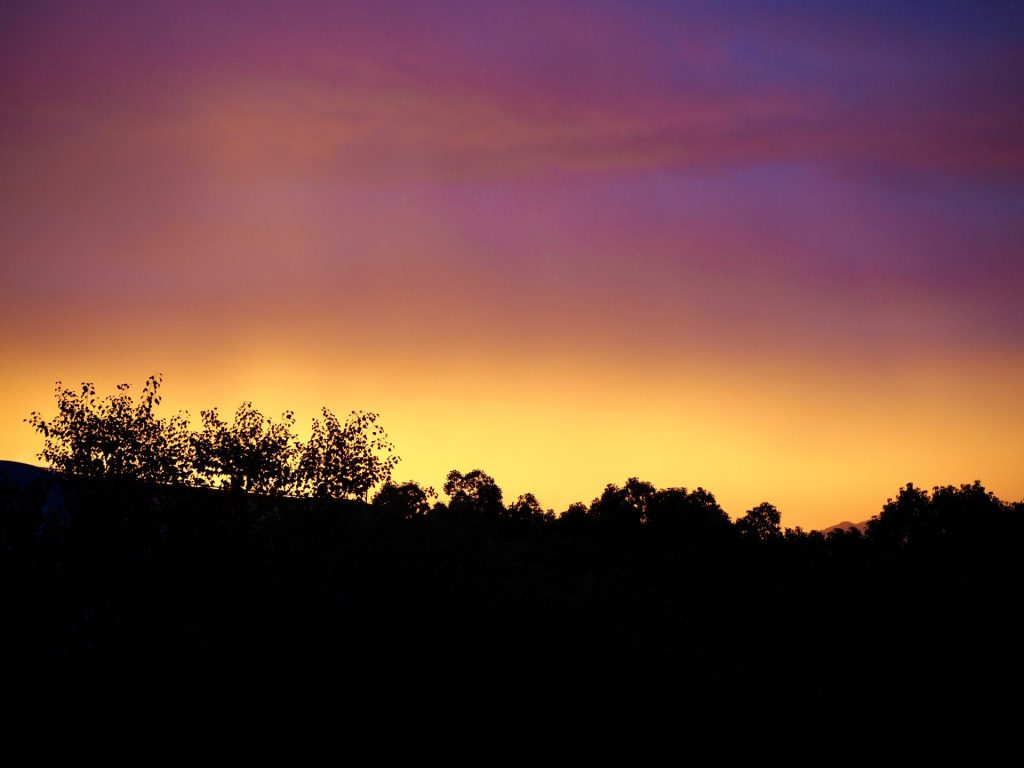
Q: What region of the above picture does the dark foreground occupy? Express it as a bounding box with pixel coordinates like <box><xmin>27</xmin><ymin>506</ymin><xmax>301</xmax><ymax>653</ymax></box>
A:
<box><xmin>2</xmin><ymin>462</ymin><xmax>1021</xmax><ymax>761</ymax></box>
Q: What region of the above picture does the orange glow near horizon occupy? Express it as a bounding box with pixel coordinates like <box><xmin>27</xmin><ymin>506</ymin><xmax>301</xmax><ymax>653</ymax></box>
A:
<box><xmin>3</xmin><ymin>348</ymin><xmax>1022</xmax><ymax>532</ymax></box>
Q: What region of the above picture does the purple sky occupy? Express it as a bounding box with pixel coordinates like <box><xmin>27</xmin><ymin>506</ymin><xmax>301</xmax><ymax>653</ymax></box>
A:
<box><xmin>2</xmin><ymin>1</ymin><xmax>1022</xmax><ymax>526</ymax></box>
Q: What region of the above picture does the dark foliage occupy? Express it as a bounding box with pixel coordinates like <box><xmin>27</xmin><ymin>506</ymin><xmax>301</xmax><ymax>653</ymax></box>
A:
<box><xmin>192</xmin><ymin>402</ymin><xmax>299</xmax><ymax>494</ymax></box>
<box><xmin>3</xmin><ymin>462</ymin><xmax>1021</xmax><ymax>760</ymax></box>
<box><xmin>10</xmin><ymin>377</ymin><xmax>1024</xmax><ymax>759</ymax></box>
<box><xmin>372</xmin><ymin>480</ymin><xmax>436</xmax><ymax>521</ymax></box>
<box><xmin>736</xmin><ymin>500</ymin><xmax>783</xmax><ymax>541</ymax></box>
<box><xmin>26</xmin><ymin>375</ymin><xmax>191</xmax><ymax>484</ymax></box>
<box><xmin>442</xmin><ymin>468</ymin><xmax>505</xmax><ymax>519</ymax></box>
<box><xmin>26</xmin><ymin>376</ymin><xmax>398</xmax><ymax>501</ymax></box>
<box><xmin>298</xmin><ymin>408</ymin><xmax>399</xmax><ymax>500</ymax></box>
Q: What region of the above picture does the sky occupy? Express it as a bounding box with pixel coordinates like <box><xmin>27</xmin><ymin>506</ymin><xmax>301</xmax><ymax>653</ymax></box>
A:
<box><xmin>2</xmin><ymin>0</ymin><xmax>1022</xmax><ymax>529</ymax></box>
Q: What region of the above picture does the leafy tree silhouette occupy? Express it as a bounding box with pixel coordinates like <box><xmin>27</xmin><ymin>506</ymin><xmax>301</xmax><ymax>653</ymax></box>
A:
<box><xmin>372</xmin><ymin>480</ymin><xmax>437</xmax><ymax>520</ymax></box>
<box><xmin>646</xmin><ymin>486</ymin><xmax>733</xmax><ymax>541</ymax></box>
<box><xmin>865</xmin><ymin>483</ymin><xmax>931</xmax><ymax>549</ymax></box>
<box><xmin>736</xmin><ymin>501</ymin><xmax>783</xmax><ymax>541</ymax></box>
<box><xmin>443</xmin><ymin>469</ymin><xmax>504</xmax><ymax>518</ymax></box>
<box><xmin>865</xmin><ymin>481</ymin><xmax>1009</xmax><ymax>551</ymax></box>
<box><xmin>26</xmin><ymin>376</ymin><xmax>404</xmax><ymax>501</ymax></box>
<box><xmin>192</xmin><ymin>402</ymin><xmax>299</xmax><ymax>495</ymax></box>
<box><xmin>25</xmin><ymin>374</ymin><xmax>190</xmax><ymax>483</ymax></box>
<box><xmin>555</xmin><ymin>501</ymin><xmax>591</xmax><ymax>533</ymax></box>
<box><xmin>507</xmin><ymin>492</ymin><xmax>554</xmax><ymax>524</ymax></box>
<box><xmin>929</xmin><ymin>481</ymin><xmax>1004</xmax><ymax>542</ymax></box>
<box><xmin>590</xmin><ymin>477</ymin><xmax>656</xmax><ymax>526</ymax></box>
<box><xmin>298</xmin><ymin>408</ymin><xmax>399</xmax><ymax>500</ymax></box>
<box><xmin>560</xmin><ymin>501</ymin><xmax>589</xmax><ymax>521</ymax></box>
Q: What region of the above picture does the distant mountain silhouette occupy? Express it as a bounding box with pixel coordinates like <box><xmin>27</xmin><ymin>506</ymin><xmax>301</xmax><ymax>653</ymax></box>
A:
<box><xmin>820</xmin><ymin>518</ymin><xmax>869</xmax><ymax>534</ymax></box>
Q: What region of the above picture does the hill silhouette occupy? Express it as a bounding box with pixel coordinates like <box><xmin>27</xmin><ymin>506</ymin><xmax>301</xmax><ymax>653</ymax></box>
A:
<box><xmin>820</xmin><ymin>519</ymin><xmax>869</xmax><ymax>534</ymax></box>
<box><xmin>4</xmin><ymin>378</ymin><xmax>1023</xmax><ymax>759</ymax></box>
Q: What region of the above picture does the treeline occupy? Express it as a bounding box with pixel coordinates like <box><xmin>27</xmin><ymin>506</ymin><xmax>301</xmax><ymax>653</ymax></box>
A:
<box><xmin>431</xmin><ymin>471</ymin><xmax>1023</xmax><ymax>559</ymax></box>
<box><xmin>6</xmin><ymin>376</ymin><xmax>1024</xmax><ymax>757</ymax></box>
<box><xmin>26</xmin><ymin>375</ymin><xmax>398</xmax><ymax>499</ymax></box>
<box><xmin>25</xmin><ymin>376</ymin><xmax>1023</xmax><ymax>550</ymax></box>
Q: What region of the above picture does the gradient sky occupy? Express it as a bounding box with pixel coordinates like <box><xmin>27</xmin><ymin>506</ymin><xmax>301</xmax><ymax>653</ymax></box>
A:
<box><xmin>2</xmin><ymin>0</ymin><xmax>1022</xmax><ymax>529</ymax></box>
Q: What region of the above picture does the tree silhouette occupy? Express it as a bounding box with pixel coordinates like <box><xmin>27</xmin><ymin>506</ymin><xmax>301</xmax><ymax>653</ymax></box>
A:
<box><xmin>192</xmin><ymin>402</ymin><xmax>299</xmax><ymax>495</ymax></box>
<box><xmin>736</xmin><ymin>501</ymin><xmax>782</xmax><ymax>541</ymax></box>
<box><xmin>443</xmin><ymin>469</ymin><xmax>504</xmax><ymax>518</ymax></box>
<box><xmin>865</xmin><ymin>483</ymin><xmax>931</xmax><ymax>548</ymax></box>
<box><xmin>929</xmin><ymin>481</ymin><xmax>1004</xmax><ymax>542</ymax></box>
<box><xmin>590</xmin><ymin>477</ymin><xmax>656</xmax><ymax>526</ymax></box>
<box><xmin>372</xmin><ymin>480</ymin><xmax>436</xmax><ymax>520</ymax></box>
<box><xmin>14</xmin><ymin>371</ymin><xmax>1024</xmax><ymax>758</ymax></box>
<box><xmin>507</xmin><ymin>492</ymin><xmax>554</xmax><ymax>524</ymax></box>
<box><xmin>298</xmin><ymin>409</ymin><xmax>399</xmax><ymax>500</ymax></box>
<box><xmin>25</xmin><ymin>374</ymin><xmax>190</xmax><ymax>483</ymax></box>
<box><xmin>646</xmin><ymin>486</ymin><xmax>733</xmax><ymax>541</ymax></box>
<box><xmin>865</xmin><ymin>481</ymin><xmax>1009</xmax><ymax>551</ymax></box>
<box><xmin>556</xmin><ymin>501</ymin><xmax>591</xmax><ymax>533</ymax></box>
<box><xmin>26</xmin><ymin>376</ymin><xmax>406</xmax><ymax>500</ymax></box>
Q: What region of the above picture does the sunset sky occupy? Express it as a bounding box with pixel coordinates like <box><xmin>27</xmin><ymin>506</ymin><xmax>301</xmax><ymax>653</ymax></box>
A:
<box><xmin>2</xmin><ymin>1</ymin><xmax>1022</xmax><ymax>529</ymax></box>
